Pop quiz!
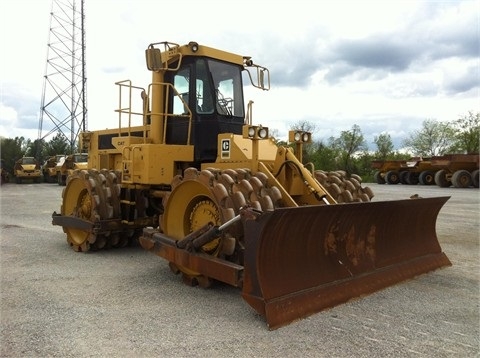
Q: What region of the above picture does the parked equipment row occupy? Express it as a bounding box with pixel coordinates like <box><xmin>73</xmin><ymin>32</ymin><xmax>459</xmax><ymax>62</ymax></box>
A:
<box><xmin>372</xmin><ymin>154</ymin><xmax>479</xmax><ymax>188</ymax></box>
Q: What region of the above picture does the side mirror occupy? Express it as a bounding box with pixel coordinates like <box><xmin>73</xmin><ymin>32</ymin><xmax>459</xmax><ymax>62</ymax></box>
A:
<box><xmin>259</xmin><ymin>69</ymin><xmax>265</xmax><ymax>89</ymax></box>
<box><xmin>145</xmin><ymin>48</ymin><xmax>162</xmax><ymax>71</ymax></box>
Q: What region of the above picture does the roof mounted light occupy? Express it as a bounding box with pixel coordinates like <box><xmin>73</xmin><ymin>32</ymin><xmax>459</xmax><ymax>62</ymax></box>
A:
<box><xmin>243</xmin><ymin>56</ymin><xmax>253</xmax><ymax>66</ymax></box>
<box><xmin>189</xmin><ymin>41</ymin><xmax>199</xmax><ymax>52</ymax></box>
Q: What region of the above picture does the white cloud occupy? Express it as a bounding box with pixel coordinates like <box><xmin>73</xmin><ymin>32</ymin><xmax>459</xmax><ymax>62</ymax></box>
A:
<box><xmin>0</xmin><ymin>103</ymin><xmax>17</xmax><ymax>124</ymax></box>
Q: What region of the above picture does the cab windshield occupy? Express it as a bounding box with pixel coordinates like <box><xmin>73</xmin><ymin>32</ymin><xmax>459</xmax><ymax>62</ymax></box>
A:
<box><xmin>73</xmin><ymin>154</ymin><xmax>88</xmax><ymax>162</ymax></box>
<box><xmin>172</xmin><ymin>59</ymin><xmax>245</xmax><ymax>118</ymax></box>
<box><xmin>207</xmin><ymin>59</ymin><xmax>244</xmax><ymax>117</ymax></box>
<box><xmin>22</xmin><ymin>157</ymin><xmax>36</xmax><ymax>164</ymax></box>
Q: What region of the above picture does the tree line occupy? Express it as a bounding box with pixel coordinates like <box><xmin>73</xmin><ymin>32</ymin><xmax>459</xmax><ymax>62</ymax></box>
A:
<box><xmin>1</xmin><ymin>111</ymin><xmax>478</xmax><ymax>181</ymax></box>
<box><xmin>283</xmin><ymin>111</ymin><xmax>478</xmax><ymax>181</ymax></box>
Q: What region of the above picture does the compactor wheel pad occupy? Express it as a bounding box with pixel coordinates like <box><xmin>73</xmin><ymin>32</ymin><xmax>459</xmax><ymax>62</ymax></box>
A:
<box><xmin>61</xmin><ymin>169</ymin><xmax>121</xmax><ymax>251</ymax></box>
<box><xmin>160</xmin><ymin>167</ymin><xmax>281</xmax><ymax>283</ymax></box>
<box><xmin>314</xmin><ymin>170</ymin><xmax>374</xmax><ymax>202</ymax></box>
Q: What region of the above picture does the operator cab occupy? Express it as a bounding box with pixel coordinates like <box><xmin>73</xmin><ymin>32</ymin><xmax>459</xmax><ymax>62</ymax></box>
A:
<box><xmin>165</xmin><ymin>57</ymin><xmax>245</xmax><ymax>163</ymax></box>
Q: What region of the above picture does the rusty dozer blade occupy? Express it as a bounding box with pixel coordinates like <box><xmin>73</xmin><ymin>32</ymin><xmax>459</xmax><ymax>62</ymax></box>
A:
<box><xmin>242</xmin><ymin>196</ymin><xmax>451</xmax><ymax>330</ymax></box>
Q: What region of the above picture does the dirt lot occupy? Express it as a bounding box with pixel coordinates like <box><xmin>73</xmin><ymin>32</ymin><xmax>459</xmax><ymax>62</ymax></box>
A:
<box><xmin>0</xmin><ymin>182</ymin><xmax>478</xmax><ymax>357</ymax></box>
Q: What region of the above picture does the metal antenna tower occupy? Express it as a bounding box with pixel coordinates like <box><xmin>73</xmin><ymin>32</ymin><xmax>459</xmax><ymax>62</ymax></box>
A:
<box><xmin>37</xmin><ymin>0</ymin><xmax>87</xmax><ymax>154</ymax></box>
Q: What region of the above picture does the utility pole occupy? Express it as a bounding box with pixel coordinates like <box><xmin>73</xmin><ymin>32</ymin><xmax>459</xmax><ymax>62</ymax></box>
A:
<box><xmin>37</xmin><ymin>0</ymin><xmax>87</xmax><ymax>155</ymax></box>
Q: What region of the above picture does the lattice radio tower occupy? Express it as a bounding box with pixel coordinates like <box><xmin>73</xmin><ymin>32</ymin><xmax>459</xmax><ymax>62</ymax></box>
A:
<box><xmin>37</xmin><ymin>0</ymin><xmax>87</xmax><ymax>154</ymax></box>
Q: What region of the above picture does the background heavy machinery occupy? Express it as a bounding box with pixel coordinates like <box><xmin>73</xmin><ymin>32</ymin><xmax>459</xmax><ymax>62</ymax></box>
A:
<box><xmin>432</xmin><ymin>154</ymin><xmax>479</xmax><ymax>188</ymax></box>
<box><xmin>13</xmin><ymin>157</ymin><xmax>42</xmax><ymax>184</ymax></box>
<box><xmin>371</xmin><ymin>159</ymin><xmax>407</xmax><ymax>184</ymax></box>
<box><xmin>401</xmin><ymin>157</ymin><xmax>436</xmax><ymax>185</ymax></box>
<box><xmin>42</xmin><ymin>154</ymin><xmax>64</xmax><ymax>183</ymax></box>
<box><xmin>372</xmin><ymin>157</ymin><xmax>436</xmax><ymax>185</ymax></box>
<box><xmin>52</xmin><ymin>41</ymin><xmax>451</xmax><ymax>329</ymax></box>
<box><xmin>55</xmin><ymin>153</ymin><xmax>88</xmax><ymax>186</ymax></box>
<box><xmin>372</xmin><ymin>154</ymin><xmax>479</xmax><ymax>188</ymax></box>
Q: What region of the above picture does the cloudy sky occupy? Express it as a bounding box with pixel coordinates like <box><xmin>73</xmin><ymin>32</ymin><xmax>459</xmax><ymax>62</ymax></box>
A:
<box><xmin>1</xmin><ymin>0</ymin><xmax>478</xmax><ymax>149</ymax></box>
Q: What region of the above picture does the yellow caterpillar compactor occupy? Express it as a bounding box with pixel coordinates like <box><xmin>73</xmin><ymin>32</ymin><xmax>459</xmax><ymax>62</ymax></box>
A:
<box><xmin>52</xmin><ymin>41</ymin><xmax>451</xmax><ymax>329</ymax></box>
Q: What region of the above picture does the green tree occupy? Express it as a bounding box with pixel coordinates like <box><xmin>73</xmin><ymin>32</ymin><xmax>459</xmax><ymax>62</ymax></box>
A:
<box><xmin>402</xmin><ymin>119</ymin><xmax>454</xmax><ymax>156</ymax></box>
<box><xmin>308</xmin><ymin>140</ymin><xmax>340</xmax><ymax>172</ymax></box>
<box><xmin>45</xmin><ymin>132</ymin><xmax>70</xmax><ymax>156</ymax></box>
<box><xmin>25</xmin><ymin>139</ymin><xmax>44</xmax><ymax>159</ymax></box>
<box><xmin>333</xmin><ymin>124</ymin><xmax>367</xmax><ymax>174</ymax></box>
<box><xmin>0</xmin><ymin>137</ymin><xmax>28</xmax><ymax>175</ymax></box>
<box><xmin>355</xmin><ymin>150</ymin><xmax>376</xmax><ymax>182</ymax></box>
<box><xmin>373</xmin><ymin>132</ymin><xmax>394</xmax><ymax>160</ymax></box>
<box><xmin>449</xmin><ymin>111</ymin><xmax>479</xmax><ymax>154</ymax></box>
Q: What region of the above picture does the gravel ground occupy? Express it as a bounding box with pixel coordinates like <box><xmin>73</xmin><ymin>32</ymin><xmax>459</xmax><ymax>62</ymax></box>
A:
<box><xmin>0</xmin><ymin>182</ymin><xmax>478</xmax><ymax>357</ymax></box>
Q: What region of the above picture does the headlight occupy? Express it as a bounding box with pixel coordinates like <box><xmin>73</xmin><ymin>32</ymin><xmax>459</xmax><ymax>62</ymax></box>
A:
<box><xmin>289</xmin><ymin>130</ymin><xmax>312</xmax><ymax>143</ymax></box>
<box><xmin>243</xmin><ymin>125</ymin><xmax>269</xmax><ymax>139</ymax></box>
<box><xmin>258</xmin><ymin>127</ymin><xmax>268</xmax><ymax>139</ymax></box>
<box><xmin>189</xmin><ymin>41</ymin><xmax>199</xmax><ymax>52</ymax></box>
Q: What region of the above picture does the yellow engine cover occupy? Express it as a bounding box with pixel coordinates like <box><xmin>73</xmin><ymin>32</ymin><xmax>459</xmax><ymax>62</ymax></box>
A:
<box><xmin>129</xmin><ymin>144</ymin><xmax>194</xmax><ymax>184</ymax></box>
